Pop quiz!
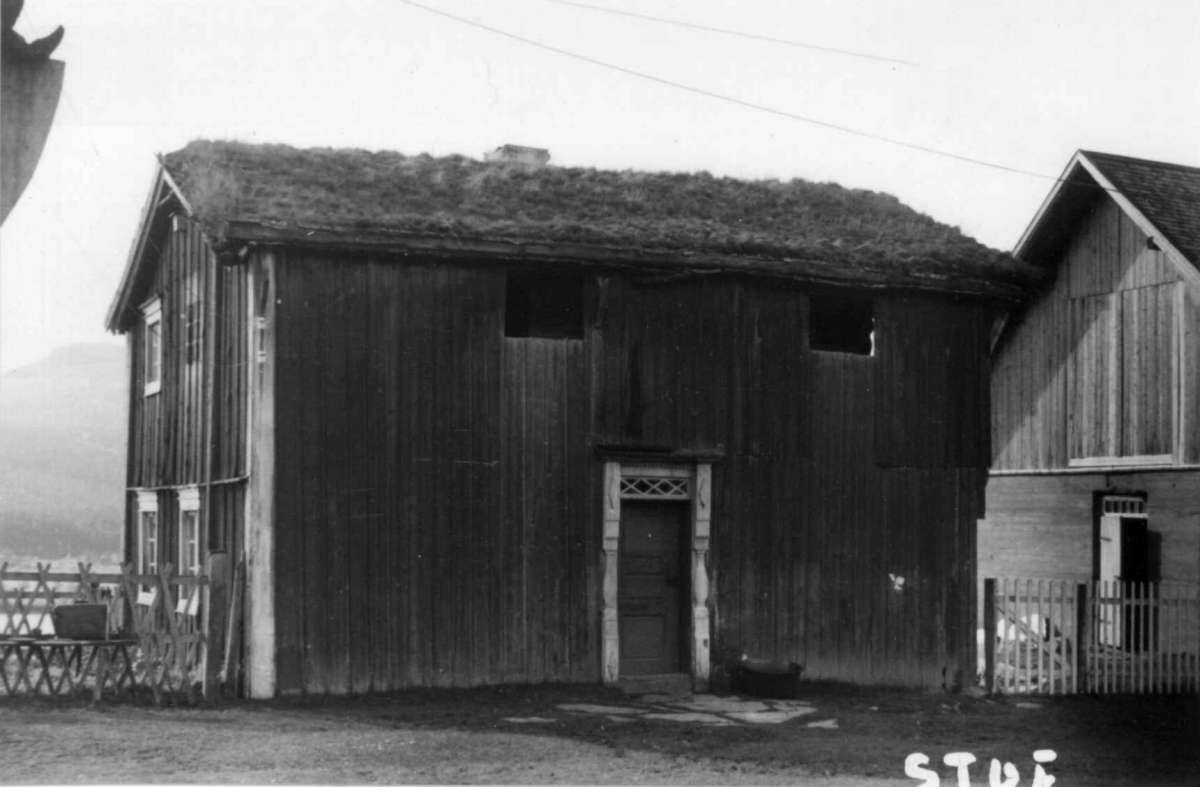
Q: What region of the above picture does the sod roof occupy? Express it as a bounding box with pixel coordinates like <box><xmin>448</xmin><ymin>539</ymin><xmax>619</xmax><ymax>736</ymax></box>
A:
<box><xmin>160</xmin><ymin>140</ymin><xmax>1019</xmax><ymax>279</ymax></box>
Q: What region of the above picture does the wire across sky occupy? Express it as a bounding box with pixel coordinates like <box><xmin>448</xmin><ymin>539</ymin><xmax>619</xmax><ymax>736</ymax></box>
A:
<box><xmin>397</xmin><ymin>0</ymin><xmax>1071</xmax><ymax>184</ymax></box>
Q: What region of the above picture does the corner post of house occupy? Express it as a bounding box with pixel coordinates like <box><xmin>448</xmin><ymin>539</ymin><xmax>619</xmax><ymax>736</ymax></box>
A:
<box><xmin>601</xmin><ymin>460</ymin><xmax>621</xmax><ymax>684</ymax></box>
<box><xmin>245</xmin><ymin>250</ymin><xmax>277</xmax><ymax>698</ymax></box>
<box><xmin>691</xmin><ymin>462</ymin><xmax>712</xmax><ymax>690</ymax></box>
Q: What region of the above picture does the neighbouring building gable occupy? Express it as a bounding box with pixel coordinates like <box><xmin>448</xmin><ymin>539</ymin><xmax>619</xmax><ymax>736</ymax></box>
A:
<box><xmin>993</xmin><ymin>151</ymin><xmax>1200</xmax><ymax>471</ymax></box>
<box><xmin>1079</xmin><ymin>151</ymin><xmax>1200</xmax><ymax>267</ymax></box>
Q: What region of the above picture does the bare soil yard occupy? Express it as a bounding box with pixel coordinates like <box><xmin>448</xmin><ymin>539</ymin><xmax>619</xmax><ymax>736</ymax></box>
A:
<box><xmin>1</xmin><ymin>683</ymin><xmax>1196</xmax><ymax>785</ymax></box>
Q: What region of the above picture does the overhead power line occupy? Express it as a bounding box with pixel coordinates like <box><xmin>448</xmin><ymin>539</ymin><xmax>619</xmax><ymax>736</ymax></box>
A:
<box><xmin>543</xmin><ymin>0</ymin><xmax>918</xmax><ymax>67</ymax></box>
<box><xmin>398</xmin><ymin>0</ymin><xmax>1059</xmax><ymax>182</ymax></box>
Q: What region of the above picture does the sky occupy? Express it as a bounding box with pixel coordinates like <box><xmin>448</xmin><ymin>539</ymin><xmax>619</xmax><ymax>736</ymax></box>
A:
<box><xmin>2</xmin><ymin>0</ymin><xmax>1199</xmax><ymax>371</ymax></box>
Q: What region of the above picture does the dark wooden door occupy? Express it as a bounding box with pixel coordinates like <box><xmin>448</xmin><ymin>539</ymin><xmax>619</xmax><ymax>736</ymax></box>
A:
<box><xmin>619</xmin><ymin>501</ymin><xmax>688</xmax><ymax>675</ymax></box>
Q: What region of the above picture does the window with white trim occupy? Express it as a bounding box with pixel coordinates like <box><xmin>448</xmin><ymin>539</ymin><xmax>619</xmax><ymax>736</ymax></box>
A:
<box><xmin>136</xmin><ymin>490</ymin><xmax>159</xmax><ymax>580</ymax></box>
<box><xmin>177</xmin><ymin>487</ymin><xmax>202</xmax><ymax>576</ymax></box>
<box><xmin>183</xmin><ymin>272</ymin><xmax>202</xmax><ymax>366</ymax></box>
<box><xmin>142</xmin><ymin>299</ymin><xmax>162</xmax><ymax>396</ymax></box>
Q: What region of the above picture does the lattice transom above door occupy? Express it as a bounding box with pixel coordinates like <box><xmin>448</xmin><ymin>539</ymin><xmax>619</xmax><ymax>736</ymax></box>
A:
<box><xmin>619</xmin><ymin>476</ymin><xmax>691</xmax><ymax>500</ymax></box>
<box><xmin>1102</xmin><ymin>496</ymin><xmax>1146</xmax><ymax>516</ymax></box>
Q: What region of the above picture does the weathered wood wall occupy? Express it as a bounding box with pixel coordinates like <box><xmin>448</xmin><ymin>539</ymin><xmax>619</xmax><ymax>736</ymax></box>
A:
<box><xmin>123</xmin><ymin>214</ymin><xmax>248</xmax><ymax>560</ymax></box>
<box><xmin>992</xmin><ymin>194</ymin><xmax>1200</xmax><ymax>469</ymax></box>
<box><xmin>981</xmin><ymin>190</ymin><xmax>1200</xmax><ymax>645</ymax></box>
<box><xmin>979</xmin><ymin>471</ymin><xmax>1200</xmax><ymax>610</ymax></box>
<box><xmin>268</xmin><ymin>252</ymin><xmax>994</xmax><ymax>693</ymax></box>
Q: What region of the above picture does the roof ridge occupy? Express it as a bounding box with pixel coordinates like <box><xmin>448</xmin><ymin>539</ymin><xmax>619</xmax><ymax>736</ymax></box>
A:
<box><xmin>1080</xmin><ymin>149</ymin><xmax>1200</xmax><ymax>175</ymax></box>
<box><xmin>161</xmin><ymin>138</ymin><xmax>912</xmax><ymax>199</ymax></box>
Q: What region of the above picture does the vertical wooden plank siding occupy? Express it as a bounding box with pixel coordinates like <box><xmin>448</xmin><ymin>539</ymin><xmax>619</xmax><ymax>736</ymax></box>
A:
<box><xmin>123</xmin><ymin>215</ymin><xmax>248</xmax><ymax>585</ymax></box>
<box><xmin>273</xmin><ymin>256</ymin><xmax>517</xmax><ymax>691</ymax></box>
<box><xmin>265</xmin><ymin>259</ymin><xmax>991</xmax><ymax>693</ymax></box>
<box><xmin>1184</xmin><ymin>287</ymin><xmax>1200</xmax><ymax>464</ymax></box>
<box><xmin>992</xmin><ymin>189</ymin><xmax>1196</xmax><ymax>470</ymax></box>
<box><xmin>984</xmin><ymin>187</ymin><xmax>1200</xmax><ymax>694</ymax></box>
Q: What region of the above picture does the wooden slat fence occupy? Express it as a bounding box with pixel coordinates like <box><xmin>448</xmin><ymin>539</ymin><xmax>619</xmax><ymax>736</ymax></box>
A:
<box><xmin>1</xmin><ymin>561</ymin><xmax>219</xmax><ymax>702</ymax></box>
<box><xmin>984</xmin><ymin>577</ymin><xmax>1200</xmax><ymax>695</ymax></box>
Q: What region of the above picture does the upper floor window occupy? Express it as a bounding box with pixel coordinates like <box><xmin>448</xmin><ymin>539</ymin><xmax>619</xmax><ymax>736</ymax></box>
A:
<box><xmin>142</xmin><ymin>298</ymin><xmax>162</xmax><ymax>395</ymax></box>
<box><xmin>184</xmin><ymin>273</ymin><xmax>202</xmax><ymax>366</ymax></box>
<box><xmin>505</xmin><ymin>273</ymin><xmax>584</xmax><ymax>339</ymax></box>
<box><xmin>809</xmin><ymin>294</ymin><xmax>874</xmax><ymax>356</ymax></box>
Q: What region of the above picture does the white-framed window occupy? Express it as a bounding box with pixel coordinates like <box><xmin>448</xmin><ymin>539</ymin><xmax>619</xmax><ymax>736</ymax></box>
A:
<box><xmin>183</xmin><ymin>272</ymin><xmax>202</xmax><ymax>366</ymax></box>
<box><xmin>142</xmin><ymin>298</ymin><xmax>162</xmax><ymax>396</ymax></box>
<box><xmin>177</xmin><ymin>486</ymin><xmax>202</xmax><ymax>577</ymax></box>
<box><xmin>135</xmin><ymin>490</ymin><xmax>159</xmax><ymax>580</ymax></box>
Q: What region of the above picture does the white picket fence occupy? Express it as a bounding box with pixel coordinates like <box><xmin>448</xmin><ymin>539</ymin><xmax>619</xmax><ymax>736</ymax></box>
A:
<box><xmin>983</xmin><ymin>577</ymin><xmax>1200</xmax><ymax>695</ymax></box>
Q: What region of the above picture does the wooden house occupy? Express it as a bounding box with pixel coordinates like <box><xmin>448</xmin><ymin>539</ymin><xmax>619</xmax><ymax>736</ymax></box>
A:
<box><xmin>982</xmin><ymin>151</ymin><xmax>1200</xmax><ymax>596</ymax></box>
<box><xmin>106</xmin><ymin>140</ymin><xmax>1037</xmax><ymax>698</ymax></box>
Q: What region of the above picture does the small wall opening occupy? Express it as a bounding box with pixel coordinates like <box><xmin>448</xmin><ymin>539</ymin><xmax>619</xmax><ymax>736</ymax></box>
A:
<box><xmin>505</xmin><ymin>273</ymin><xmax>584</xmax><ymax>339</ymax></box>
<box><xmin>809</xmin><ymin>294</ymin><xmax>874</xmax><ymax>355</ymax></box>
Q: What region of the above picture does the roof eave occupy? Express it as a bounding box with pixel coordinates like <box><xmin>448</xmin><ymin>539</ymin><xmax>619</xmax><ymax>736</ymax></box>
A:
<box><xmin>220</xmin><ymin>219</ymin><xmax>1041</xmax><ymax>302</ymax></box>
<box><xmin>104</xmin><ymin>162</ymin><xmax>194</xmax><ymax>332</ymax></box>
<box><xmin>1074</xmin><ymin>153</ymin><xmax>1200</xmax><ymax>287</ymax></box>
<box><xmin>1012</xmin><ymin>151</ymin><xmax>1088</xmax><ymax>262</ymax></box>
<box><xmin>1013</xmin><ymin>150</ymin><xmax>1199</xmax><ymax>288</ymax></box>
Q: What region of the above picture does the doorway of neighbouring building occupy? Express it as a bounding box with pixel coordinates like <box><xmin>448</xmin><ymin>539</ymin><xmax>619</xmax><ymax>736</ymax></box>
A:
<box><xmin>618</xmin><ymin>500</ymin><xmax>689</xmax><ymax>676</ymax></box>
<box><xmin>1096</xmin><ymin>494</ymin><xmax>1160</xmax><ymax>651</ymax></box>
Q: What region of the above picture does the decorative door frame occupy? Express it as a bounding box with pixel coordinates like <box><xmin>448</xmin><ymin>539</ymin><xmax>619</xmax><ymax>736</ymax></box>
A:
<box><xmin>601</xmin><ymin>460</ymin><xmax>712</xmax><ymax>688</ymax></box>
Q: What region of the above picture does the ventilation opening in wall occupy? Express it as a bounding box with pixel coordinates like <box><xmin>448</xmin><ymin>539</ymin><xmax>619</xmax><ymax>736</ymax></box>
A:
<box><xmin>505</xmin><ymin>273</ymin><xmax>584</xmax><ymax>339</ymax></box>
<box><xmin>809</xmin><ymin>294</ymin><xmax>874</xmax><ymax>355</ymax></box>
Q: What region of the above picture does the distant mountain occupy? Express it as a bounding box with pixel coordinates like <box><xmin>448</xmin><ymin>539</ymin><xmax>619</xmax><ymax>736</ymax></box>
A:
<box><xmin>0</xmin><ymin>343</ymin><xmax>126</xmax><ymax>559</ymax></box>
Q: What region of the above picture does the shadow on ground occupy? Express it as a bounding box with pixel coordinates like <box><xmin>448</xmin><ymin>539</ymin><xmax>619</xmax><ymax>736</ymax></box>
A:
<box><xmin>2</xmin><ymin>682</ymin><xmax>1197</xmax><ymax>784</ymax></box>
<box><xmin>261</xmin><ymin>681</ymin><xmax>1200</xmax><ymax>784</ymax></box>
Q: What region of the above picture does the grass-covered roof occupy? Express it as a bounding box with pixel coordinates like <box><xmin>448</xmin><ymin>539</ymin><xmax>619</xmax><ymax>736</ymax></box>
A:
<box><xmin>165</xmin><ymin>140</ymin><xmax>1016</xmax><ymax>268</ymax></box>
<box><xmin>118</xmin><ymin>138</ymin><xmax>1043</xmax><ymax>311</ymax></box>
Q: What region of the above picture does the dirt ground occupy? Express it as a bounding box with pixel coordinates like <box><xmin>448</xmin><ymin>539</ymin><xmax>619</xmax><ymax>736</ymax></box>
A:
<box><xmin>1</xmin><ymin>682</ymin><xmax>1196</xmax><ymax>785</ymax></box>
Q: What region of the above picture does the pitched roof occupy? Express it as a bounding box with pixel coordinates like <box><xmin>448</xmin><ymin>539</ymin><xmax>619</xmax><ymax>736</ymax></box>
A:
<box><xmin>1079</xmin><ymin>151</ymin><xmax>1200</xmax><ymax>265</ymax></box>
<box><xmin>1016</xmin><ymin>150</ymin><xmax>1200</xmax><ymax>272</ymax></box>
<box><xmin>167</xmin><ymin>140</ymin><xmax>1024</xmax><ymax>274</ymax></box>
<box><xmin>108</xmin><ymin>140</ymin><xmax>1040</xmax><ymax>330</ymax></box>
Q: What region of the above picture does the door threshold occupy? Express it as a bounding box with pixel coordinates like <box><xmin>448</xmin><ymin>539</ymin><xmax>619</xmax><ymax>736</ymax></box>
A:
<box><xmin>616</xmin><ymin>673</ymin><xmax>694</xmax><ymax>696</ymax></box>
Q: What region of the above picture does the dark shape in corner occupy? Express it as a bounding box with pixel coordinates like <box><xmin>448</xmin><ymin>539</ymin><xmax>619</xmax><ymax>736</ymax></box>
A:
<box><xmin>2</xmin><ymin>0</ymin><xmax>64</xmax><ymax>62</ymax></box>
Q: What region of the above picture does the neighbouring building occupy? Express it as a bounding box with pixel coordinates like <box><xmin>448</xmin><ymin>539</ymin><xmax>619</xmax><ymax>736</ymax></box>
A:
<box><xmin>982</xmin><ymin>150</ymin><xmax>1200</xmax><ymax>598</ymax></box>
